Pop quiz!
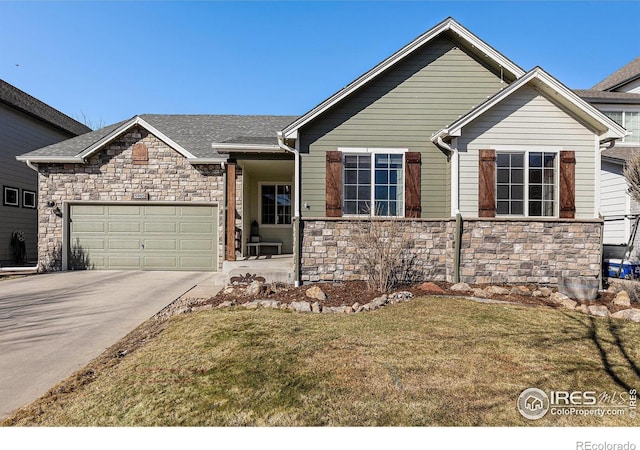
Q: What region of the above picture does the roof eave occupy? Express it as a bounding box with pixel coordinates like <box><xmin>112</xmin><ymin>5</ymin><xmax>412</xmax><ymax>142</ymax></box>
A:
<box><xmin>211</xmin><ymin>143</ymin><xmax>284</xmax><ymax>153</ymax></box>
<box><xmin>15</xmin><ymin>155</ymin><xmax>84</xmax><ymax>164</ymax></box>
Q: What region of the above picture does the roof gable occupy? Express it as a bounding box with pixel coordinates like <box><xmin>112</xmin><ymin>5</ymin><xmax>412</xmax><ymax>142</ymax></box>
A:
<box><xmin>281</xmin><ymin>17</ymin><xmax>525</xmax><ymax>140</ymax></box>
<box><xmin>592</xmin><ymin>57</ymin><xmax>640</xmax><ymax>92</ymax></box>
<box><xmin>433</xmin><ymin>67</ymin><xmax>628</xmax><ymax>146</ymax></box>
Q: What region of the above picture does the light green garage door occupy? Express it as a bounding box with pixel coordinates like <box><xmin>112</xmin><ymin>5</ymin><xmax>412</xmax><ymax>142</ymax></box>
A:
<box><xmin>69</xmin><ymin>204</ymin><xmax>218</xmax><ymax>271</ymax></box>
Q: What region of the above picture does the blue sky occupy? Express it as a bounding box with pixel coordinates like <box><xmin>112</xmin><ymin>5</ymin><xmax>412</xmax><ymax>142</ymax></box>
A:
<box><xmin>1</xmin><ymin>1</ymin><xmax>639</xmax><ymax>128</ymax></box>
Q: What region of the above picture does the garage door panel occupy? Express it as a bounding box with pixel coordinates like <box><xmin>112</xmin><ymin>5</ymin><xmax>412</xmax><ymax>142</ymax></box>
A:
<box><xmin>108</xmin><ymin>256</ymin><xmax>142</xmax><ymax>268</ymax></box>
<box><xmin>144</xmin><ymin>239</ymin><xmax>177</xmax><ymax>251</ymax></box>
<box><xmin>109</xmin><ymin>222</ymin><xmax>141</xmax><ymax>233</ymax></box>
<box><xmin>144</xmin><ymin>222</ymin><xmax>177</xmax><ymax>233</ymax></box>
<box><xmin>72</xmin><ymin>222</ymin><xmax>106</xmax><ymax>233</ymax></box>
<box><xmin>108</xmin><ymin>239</ymin><xmax>141</xmax><ymax>250</ymax></box>
<box><xmin>181</xmin><ymin>239</ymin><xmax>213</xmax><ymax>251</ymax></box>
<box><xmin>70</xmin><ymin>204</ymin><xmax>217</xmax><ymax>271</ymax></box>
<box><xmin>108</xmin><ymin>206</ymin><xmax>142</xmax><ymax>216</ymax></box>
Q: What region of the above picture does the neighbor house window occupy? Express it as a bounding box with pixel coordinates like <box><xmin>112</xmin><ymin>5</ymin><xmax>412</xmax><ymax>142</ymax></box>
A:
<box><xmin>496</xmin><ymin>152</ymin><xmax>557</xmax><ymax>217</ymax></box>
<box><xmin>261</xmin><ymin>184</ymin><xmax>291</xmax><ymax>225</ymax></box>
<box><xmin>605</xmin><ymin>111</ymin><xmax>640</xmax><ymax>144</ymax></box>
<box><xmin>22</xmin><ymin>190</ymin><xmax>36</xmax><ymax>209</ymax></box>
<box><xmin>3</xmin><ymin>186</ymin><xmax>19</xmax><ymax>207</ymax></box>
<box><xmin>342</xmin><ymin>149</ymin><xmax>405</xmax><ymax>216</ymax></box>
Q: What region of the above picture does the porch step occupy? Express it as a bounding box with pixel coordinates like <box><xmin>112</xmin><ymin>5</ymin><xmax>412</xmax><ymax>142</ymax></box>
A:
<box><xmin>222</xmin><ymin>255</ymin><xmax>294</xmax><ymax>284</ymax></box>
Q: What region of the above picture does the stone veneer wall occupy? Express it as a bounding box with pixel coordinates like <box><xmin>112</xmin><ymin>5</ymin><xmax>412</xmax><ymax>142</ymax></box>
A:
<box><xmin>460</xmin><ymin>219</ymin><xmax>602</xmax><ymax>285</ymax></box>
<box><xmin>36</xmin><ymin>126</ymin><xmax>225</xmax><ymax>271</ymax></box>
<box><xmin>300</xmin><ymin>218</ymin><xmax>456</xmax><ymax>282</ymax></box>
<box><xmin>300</xmin><ymin>218</ymin><xmax>602</xmax><ymax>285</ymax></box>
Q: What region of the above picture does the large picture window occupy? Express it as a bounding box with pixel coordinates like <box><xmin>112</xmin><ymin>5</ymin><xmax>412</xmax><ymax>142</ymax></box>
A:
<box><xmin>342</xmin><ymin>150</ymin><xmax>404</xmax><ymax>217</ymax></box>
<box><xmin>496</xmin><ymin>151</ymin><xmax>557</xmax><ymax>217</ymax></box>
<box><xmin>261</xmin><ymin>184</ymin><xmax>291</xmax><ymax>225</ymax></box>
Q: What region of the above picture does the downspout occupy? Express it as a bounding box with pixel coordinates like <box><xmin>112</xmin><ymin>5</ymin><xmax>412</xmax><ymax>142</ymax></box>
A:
<box><xmin>454</xmin><ymin>212</ymin><xmax>462</xmax><ymax>284</ymax></box>
<box><xmin>277</xmin><ymin>132</ymin><xmax>301</xmax><ymax>287</ymax></box>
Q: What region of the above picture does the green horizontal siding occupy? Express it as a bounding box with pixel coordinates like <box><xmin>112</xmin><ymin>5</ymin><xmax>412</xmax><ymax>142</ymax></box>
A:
<box><xmin>299</xmin><ymin>35</ymin><xmax>506</xmax><ymax>218</ymax></box>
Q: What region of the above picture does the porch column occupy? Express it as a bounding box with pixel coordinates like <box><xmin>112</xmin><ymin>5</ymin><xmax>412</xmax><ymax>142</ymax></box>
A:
<box><xmin>226</xmin><ymin>162</ymin><xmax>237</xmax><ymax>261</ymax></box>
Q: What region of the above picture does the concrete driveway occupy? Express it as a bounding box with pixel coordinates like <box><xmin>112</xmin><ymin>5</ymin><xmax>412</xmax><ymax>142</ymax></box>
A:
<box><xmin>0</xmin><ymin>270</ymin><xmax>211</xmax><ymax>419</ymax></box>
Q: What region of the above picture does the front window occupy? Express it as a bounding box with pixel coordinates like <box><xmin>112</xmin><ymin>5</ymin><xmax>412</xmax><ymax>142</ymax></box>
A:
<box><xmin>261</xmin><ymin>184</ymin><xmax>291</xmax><ymax>225</ymax></box>
<box><xmin>605</xmin><ymin>111</ymin><xmax>640</xmax><ymax>144</ymax></box>
<box><xmin>343</xmin><ymin>150</ymin><xmax>404</xmax><ymax>216</ymax></box>
<box><xmin>496</xmin><ymin>151</ymin><xmax>557</xmax><ymax>217</ymax></box>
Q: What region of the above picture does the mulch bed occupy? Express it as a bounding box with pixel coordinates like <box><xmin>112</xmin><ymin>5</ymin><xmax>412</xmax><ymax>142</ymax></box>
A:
<box><xmin>192</xmin><ymin>280</ymin><xmax>632</xmax><ymax>312</ymax></box>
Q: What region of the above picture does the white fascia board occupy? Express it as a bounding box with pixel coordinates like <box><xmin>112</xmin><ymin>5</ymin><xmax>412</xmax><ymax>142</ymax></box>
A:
<box><xmin>78</xmin><ymin>116</ymin><xmax>197</xmax><ymax>161</ymax></box>
<box><xmin>282</xmin><ymin>17</ymin><xmax>525</xmax><ymax>140</ymax></box>
<box><xmin>187</xmin><ymin>156</ymin><xmax>229</xmax><ymax>164</ymax></box>
<box><xmin>211</xmin><ymin>143</ymin><xmax>284</xmax><ymax>153</ymax></box>
<box><xmin>15</xmin><ymin>155</ymin><xmax>83</xmax><ymax>163</ymax></box>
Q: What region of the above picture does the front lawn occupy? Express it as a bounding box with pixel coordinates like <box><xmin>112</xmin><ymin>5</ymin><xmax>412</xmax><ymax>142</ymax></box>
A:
<box><xmin>4</xmin><ymin>297</ymin><xmax>639</xmax><ymax>426</ymax></box>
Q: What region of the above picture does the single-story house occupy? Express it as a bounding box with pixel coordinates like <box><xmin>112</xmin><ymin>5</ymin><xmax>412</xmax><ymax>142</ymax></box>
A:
<box><xmin>576</xmin><ymin>57</ymin><xmax>640</xmax><ymax>259</ymax></box>
<box><xmin>18</xmin><ymin>17</ymin><xmax>628</xmax><ymax>285</ymax></box>
<box><xmin>1</xmin><ymin>79</ymin><xmax>90</xmax><ymax>267</ymax></box>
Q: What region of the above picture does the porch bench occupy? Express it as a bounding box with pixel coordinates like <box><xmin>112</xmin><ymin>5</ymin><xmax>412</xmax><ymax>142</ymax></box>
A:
<box><xmin>247</xmin><ymin>242</ymin><xmax>282</xmax><ymax>256</ymax></box>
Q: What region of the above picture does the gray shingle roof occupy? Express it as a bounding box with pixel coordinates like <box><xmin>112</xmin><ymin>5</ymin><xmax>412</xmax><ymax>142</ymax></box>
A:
<box><xmin>575</xmin><ymin>89</ymin><xmax>640</xmax><ymax>104</ymax></box>
<box><xmin>602</xmin><ymin>146</ymin><xmax>640</xmax><ymax>164</ymax></box>
<box><xmin>592</xmin><ymin>57</ymin><xmax>640</xmax><ymax>91</ymax></box>
<box><xmin>0</xmin><ymin>79</ymin><xmax>91</xmax><ymax>136</ymax></box>
<box><xmin>18</xmin><ymin>114</ymin><xmax>298</xmax><ymax>160</ymax></box>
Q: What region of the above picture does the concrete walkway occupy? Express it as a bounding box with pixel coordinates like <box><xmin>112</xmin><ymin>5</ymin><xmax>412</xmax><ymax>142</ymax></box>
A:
<box><xmin>0</xmin><ymin>270</ymin><xmax>211</xmax><ymax>419</ymax></box>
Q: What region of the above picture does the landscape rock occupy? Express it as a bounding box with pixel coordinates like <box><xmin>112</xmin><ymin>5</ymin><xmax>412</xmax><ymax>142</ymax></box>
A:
<box><xmin>243</xmin><ymin>300</ymin><xmax>261</xmax><ymax>310</ymax></box>
<box><xmin>471</xmin><ymin>288</ymin><xmax>486</xmax><ymax>298</ymax></box>
<box><xmin>511</xmin><ymin>286</ymin><xmax>531</xmax><ymax>297</ymax></box>
<box><xmin>588</xmin><ymin>305</ymin><xmax>610</xmax><ymax>318</ymax></box>
<box><xmin>549</xmin><ymin>292</ymin><xmax>571</xmax><ymax>305</ymax></box>
<box><xmin>245</xmin><ymin>280</ymin><xmax>264</xmax><ymax>296</ymax></box>
<box><xmin>259</xmin><ymin>299</ymin><xmax>280</xmax><ymax>309</ymax></box>
<box><xmin>539</xmin><ymin>287</ymin><xmax>553</xmax><ymax>297</ymax></box>
<box><xmin>352</xmin><ymin>302</ymin><xmax>360</xmax><ymax>312</ymax></box>
<box><xmin>612</xmin><ymin>290</ymin><xmax>631</xmax><ymax>308</ymax></box>
<box><xmin>559</xmin><ymin>298</ymin><xmax>578</xmax><ymax>310</ymax></box>
<box><xmin>484</xmin><ymin>285</ymin><xmax>510</xmax><ymax>296</ymax></box>
<box><xmin>223</xmin><ymin>286</ymin><xmax>236</xmax><ymax>295</ymax></box>
<box><xmin>311</xmin><ymin>302</ymin><xmax>321</xmax><ymax>313</ymax></box>
<box><xmin>306</xmin><ymin>285</ymin><xmax>327</xmax><ymax>301</ymax></box>
<box><xmin>450</xmin><ymin>282</ymin><xmax>471</xmax><ymax>292</ymax></box>
<box><xmin>289</xmin><ymin>301</ymin><xmax>312</xmax><ymax>313</ymax></box>
<box><xmin>611</xmin><ymin>309</ymin><xmax>640</xmax><ymax>322</ymax></box>
<box><xmin>577</xmin><ymin>304</ymin><xmax>590</xmax><ymax>315</ymax></box>
<box><xmin>371</xmin><ymin>296</ymin><xmax>388</xmax><ymax>308</ymax></box>
<box><xmin>217</xmin><ymin>300</ymin><xmax>236</xmax><ymax>308</ymax></box>
<box><xmin>532</xmin><ymin>290</ymin><xmax>544</xmax><ymax>297</ymax></box>
<box><xmin>418</xmin><ymin>282</ymin><xmax>445</xmax><ymax>294</ymax></box>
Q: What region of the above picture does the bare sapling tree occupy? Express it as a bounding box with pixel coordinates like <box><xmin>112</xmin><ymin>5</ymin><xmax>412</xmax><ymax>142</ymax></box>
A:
<box><xmin>624</xmin><ymin>151</ymin><xmax>640</xmax><ymax>204</ymax></box>
<box><xmin>351</xmin><ymin>207</ymin><xmax>413</xmax><ymax>293</ymax></box>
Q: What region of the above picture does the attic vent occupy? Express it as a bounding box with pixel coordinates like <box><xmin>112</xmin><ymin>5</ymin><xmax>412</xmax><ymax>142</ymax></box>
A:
<box><xmin>132</xmin><ymin>143</ymin><xmax>148</xmax><ymax>165</ymax></box>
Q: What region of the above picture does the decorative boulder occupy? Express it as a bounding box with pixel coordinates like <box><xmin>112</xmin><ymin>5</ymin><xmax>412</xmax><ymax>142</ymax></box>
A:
<box><xmin>306</xmin><ymin>285</ymin><xmax>327</xmax><ymax>301</ymax></box>
<box><xmin>311</xmin><ymin>302</ymin><xmax>321</xmax><ymax>313</ymax></box>
<box><xmin>289</xmin><ymin>301</ymin><xmax>312</xmax><ymax>313</ymax></box>
<box><xmin>549</xmin><ymin>292</ymin><xmax>571</xmax><ymax>305</ymax></box>
<box><xmin>612</xmin><ymin>290</ymin><xmax>631</xmax><ymax>308</ymax></box>
<box><xmin>484</xmin><ymin>285</ymin><xmax>510</xmax><ymax>296</ymax></box>
<box><xmin>588</xmin><ymin>305</ymin><xmax>610</xmax><ymax>318</ymax></box>
<box><xmin>450</xmin><ymin>282</ymin><xmax>471</xmax><ymax>292</ymax></box>
<box><xmin>245</xmin><ymin>280</ymin><xmax>264</xmax><ymax>296</ymax></box>
<box><xmin>611</xmin><ymin>309</ymin><xmax>640</xmax><ymax>322</ymax></box>
<box><xmin>418</xmin><ymin>282</ymin><xmax>445</xmax><ymax>294</ymax></box>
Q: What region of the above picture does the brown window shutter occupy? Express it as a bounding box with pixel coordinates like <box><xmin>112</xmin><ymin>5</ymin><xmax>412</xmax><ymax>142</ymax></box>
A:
<box><xmin>404</xmin><ymin>152</ymin><xmax>422</xmax><ymax>218</ymax></box>
<box><xmin>559</xmin><ymin>150</ymin><xmax>576</xmax><ymax>219</ymax></box>
<box><xmin>478</xmin><ymin>149</ymin><xmax>496</xmax><ymax>217</ymax></box>
<box><xmin>326</xmin><ymin>151</ymin><xmax>343</xmax><ymax>217</ymax></box>
<box><xmin>132</xmin><ymin>143</ymin><xmax>148</xmax><ymax>164</ymax></box>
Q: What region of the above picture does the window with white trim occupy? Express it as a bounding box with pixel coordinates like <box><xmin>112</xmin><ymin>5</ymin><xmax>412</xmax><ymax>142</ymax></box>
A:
<box><xmin>342</xmin><ymin>149</ymin><xmax>405</xmax><ymax>216</ymax></box>
<box><xmin>496</xmin><ymin>151</ymin><xmax>557</xmax><ymax>217</ymax></box>
<box><xmin>260</xmin><ymin>183</ymin><xmax>291</xmax><ymax>225</ymax></box>
<box><xmin>604</xmin><ymin>111</ymin><xmax>640</xmax><ymax>144</ymax></box>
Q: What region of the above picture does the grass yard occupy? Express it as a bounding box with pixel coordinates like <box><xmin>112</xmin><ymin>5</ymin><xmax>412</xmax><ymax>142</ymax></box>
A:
<box><xmin>3</xmin><ymin>297</ymin><xmax>640</xmax><ymax>426</ymax></box>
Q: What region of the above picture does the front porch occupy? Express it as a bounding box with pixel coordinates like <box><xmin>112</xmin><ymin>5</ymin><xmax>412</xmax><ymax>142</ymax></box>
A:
<box><xmin>225</xmin><ymin>154</ymin><xmax>295</xmax><ymax>263</ymax></box>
